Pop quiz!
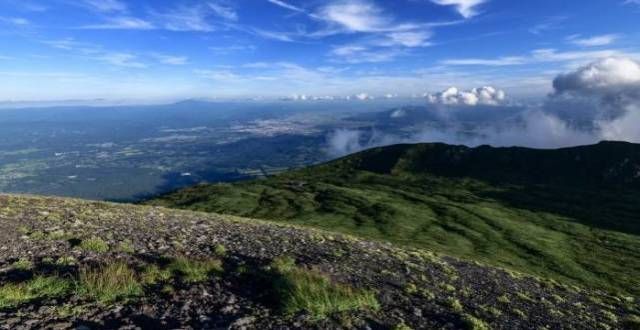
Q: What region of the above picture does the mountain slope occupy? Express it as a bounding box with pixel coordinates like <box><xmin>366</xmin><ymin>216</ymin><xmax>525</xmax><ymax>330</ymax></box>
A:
<box><xmin>0</xmin><ymin>194</ymin><xmax>638</xmax><ymax>329</ymax></box>
<box><xmin>149</xmin><ymin>141</ymin><xmax>640</xmax><ymax>296</ymax></box>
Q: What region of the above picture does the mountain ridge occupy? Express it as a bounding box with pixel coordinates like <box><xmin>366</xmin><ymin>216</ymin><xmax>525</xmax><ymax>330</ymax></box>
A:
<box><xmin>332</xmin><ymin>140</ymin><xmax>640</xmax><ymax>188</ymax></box>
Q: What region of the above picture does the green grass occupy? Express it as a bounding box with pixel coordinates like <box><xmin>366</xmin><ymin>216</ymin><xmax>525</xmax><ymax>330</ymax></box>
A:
<box><xmin>79</xmin><ymin>237</ymin><xmax>109</xmax><ymax>253</ymax></box>
<box><xmin>118</xmin><ymin>241</ymin><xmax>135</xmax><ymax>254</ymax></box>
<box><xmin>0</xmin><ymin>256</ymin><xmax>223</xmax><ymax>308</ymax></box>
<box><xmin>270</xmin><ymin>257</ymin><xmax>379</xmax><ymax>319</ymax></box>
<box><xmin>11</xmin><ymin>258</ymin><xmax>34</xmax><ymax>271</ymax></box>
<box><xmin>0</xmin><ymin>276</ymin><xmax>72</xmax><ymax>309</ymax></box>
<box><xmin>77</xmin><ymin>262</ymin><xmax>143</xmax><ymax>304</ymax></box>
<box><xmin>141</xmin><ymin>264</ymin><xmax>173</xmax><ymax>285</ymax></box>
<box><xmin>213</xmin><ymin>244</ymin><xmax>227</xmax><ymax>257</ymax></box>
<box><xmin>462</xmin><ymin>314</ymin><xmax>491</xmax><ymax>330</ymax></box>
<box><xmin>149</xmin><ymin>143</ymin><xmax>640</xmax><ymax>296</ymax></box>
<box><xmin>167</xmin><ymin>257</ymin><xmax>223</xmax><ymax>283</ymax></box>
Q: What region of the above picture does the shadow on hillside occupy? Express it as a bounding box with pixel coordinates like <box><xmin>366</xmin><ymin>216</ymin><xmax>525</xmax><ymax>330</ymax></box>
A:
<box><xmin>110</xmin><ymin>169</ymin><xmax>250</xmax><ymax>203</ymax></box>
<box><xmin>480</xmin><ymin>184</ymin><xmax>640</xmax><ymax>236</ymax></box>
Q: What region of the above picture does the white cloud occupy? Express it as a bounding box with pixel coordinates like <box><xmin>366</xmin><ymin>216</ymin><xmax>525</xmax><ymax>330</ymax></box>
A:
<box><xmin>152</xmin><ymin>54</ymin><xmax>188</xmax><ymax>65</ymax></box>
<box><xmin>569</xmin><ymin>34</ymin><xmax>619</xmax><ymax>47</ymax></box>
<box><xmin>244</xmin><ymin>27</ymin><xmax>295</xmax><ymax>42</ymax></box>
<box><xmin>330</xmin><ymin>45</ymin><xmax>405</xmax><ymax>63</ymax></box>
<box><xmin>326</xmin><ymin>129</ymin><xmax>365</xmax><ymax>156</ymax></box>
<box><xmin>318</xmin><ymin>0</ymin><xmax>389</xmax><ymax>32</ymax></box>
<box><xmin>427</xmin><ymin>86</ymin><xmax>506</xmax><ymax>106</ymax></box>
<box><xmin>153</xmin><ymin>2</ymin><xmax>237</xmax><ymax>32</ymax></box>
<box><xmin>430</xmin><ymin>0</ymin><xmax>488</xmax><ymax>18</ymax></box>
<box><xmin>195</xmin><ymin>69</ymin><xmax>240</xmax><ymax>81</ymax></box>
<box><xmin>354</xmin><ymin>92</ymin><xmax>372</xmax><ymax>100</ymax></box>
<box><xmin>81</xmin><ymin>17</ymin><xmax>154</xmax><ymax>30</ymax></box>
<box><xmin>599</xmin><ymin>107</ymin><xmax>640</xmax><ymax>142</ymax></box>
<box><xmin>98</xmin><ymin>53</ymin><xmax>147</xmax><ymax>68</ymax></box>
<box><xmin>209</xmin><ymin>44</ymin><xmax>257</xmax><ymax>54</ymax></box>
<box><xmin>80</xmin><ymin>0</ymin><xmax>127</xmax><ymax>13</ymax></box>
<box><xmin>384</xmin><ymin>31</ymin><xmax>432</xmax><ymax>47</ymax></box>
<box><xmin>529</xmin><ymin>16</ymin><xmax>566</xmax><ymax>35</ymax></box>
<box><xmin>441</xmin><ymin>57</ymin><xmax>526</xmax><ymax>66</ymax></box>
<box><xmin>267</xmin><ymin>0</ymin><xmax>306</xmax><ymax>13</ymax></box>
<box><xmin>442</xmin><ymin>48</ymin><xmax>638</xmax><ymax>68</ymax></box>
<box><xmin>552</xmin><ymin>57</ymin><xmax>640</xmax><ymax>96</ymax></box>
<box><xmin>208</xmin><ymin>2</ymin><xmax>238</xmax><ymax>21</ymax></box>
<box><xmin>546</xmin><ymin>57</ymin><xmax>640</xmax><ymax>142</ymax></box>
<box><xmin>0</xmin><ymin>17</ymin><xmax>30</xmax><ymax>26</ymax></box>
<box><xmin>316</xmin><ymin>0</ymin><xmax>419</xmax><ymax>33</ymax></box>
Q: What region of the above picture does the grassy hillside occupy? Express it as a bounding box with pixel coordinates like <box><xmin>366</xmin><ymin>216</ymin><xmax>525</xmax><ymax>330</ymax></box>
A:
<box><xmin>149</xmin><ymin>141</ymin><xmax>640</xmax><ymax>296</ymax></box>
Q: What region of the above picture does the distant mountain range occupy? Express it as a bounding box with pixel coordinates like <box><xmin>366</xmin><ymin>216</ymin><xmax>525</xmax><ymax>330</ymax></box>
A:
<box><xmin>150</xmin><ymin>141</ymin><xmax>640</xmax><ymax>295</ymax></box>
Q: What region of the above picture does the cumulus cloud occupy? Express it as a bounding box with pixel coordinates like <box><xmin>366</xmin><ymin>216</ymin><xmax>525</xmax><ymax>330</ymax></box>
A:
<box><xmin>426</xmin><ymin>86</ymin><xmax>506</xmax><ymax>106</ymax></box>
<box><xmin>552</xmin><ymin>57</ymin><xmax>640</xmax><ymax>96</ymax></box>
<box><xmin>550</xmin><ymin>57</ymin><xmax>640</xmax><ymax>121</ymax></box>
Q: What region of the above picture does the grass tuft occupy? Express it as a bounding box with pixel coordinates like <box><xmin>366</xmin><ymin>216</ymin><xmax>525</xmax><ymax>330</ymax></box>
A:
<box><xmin>462</xmin><ymin>314</ymin><xmax>490</xmax><ymax>330</ymax></box>
<box><xmin>141</xmin><ymin>264</ymin><xmax>173</xmax><ymax>285</ymax></box>
<box><xmin>213</xmin><ymin>244</ymin><xmax>227</xmax><ymax>257</ymax></box>
<box><xmin>0</xmin><ymin>276</ymin><xmax>72</xmax><ymax>309</ymax></box>
<box><xmin>168</xmin><ymin>257</ymin><xmax>223</xmax><ymax>283</ymax></box>
<box><xmin>270</xmin><ymin>257</ymin><xmax>379</xmax><ymax>319</ymax></box>
<box><xmin>77</xmin><ymin>261</ymin><xmax>143</xmax><ymax>304</ymax></box>
<box><xmin>80</xmin><ymin>237</ymin><xmax>109</xmax><ymax>253</ymax></box>
<box><xmin>12</xmin><ymin>258</ymin><xmax>34</xmax><ymax>271</ymax></box>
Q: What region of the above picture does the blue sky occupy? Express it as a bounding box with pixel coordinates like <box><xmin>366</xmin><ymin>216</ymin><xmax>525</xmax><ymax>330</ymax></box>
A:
<box><xmin>0</xmin><ymin>0</ymin><xmax>639</xmax><ymax>102</ymax></box>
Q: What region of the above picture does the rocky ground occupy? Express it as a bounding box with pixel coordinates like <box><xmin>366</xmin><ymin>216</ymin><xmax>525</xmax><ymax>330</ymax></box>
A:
<box><xmin>0</xmin><ymin>194</ymin><xmax>638</xmax><ymax>329</ymax></box>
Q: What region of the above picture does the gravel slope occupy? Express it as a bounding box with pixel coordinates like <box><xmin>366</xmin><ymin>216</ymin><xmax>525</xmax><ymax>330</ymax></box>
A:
<box><xmin>0</xmin><ymin>194</ymin><xmax>637</xmax><ymax>329</ymax></box>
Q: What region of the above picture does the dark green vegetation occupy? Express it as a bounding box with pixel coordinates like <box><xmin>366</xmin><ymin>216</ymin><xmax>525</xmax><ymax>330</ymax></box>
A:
<box><xmin>150</xmin><ymin>141</ymin><xmax>640</xmax><ymax>296</ymax></box>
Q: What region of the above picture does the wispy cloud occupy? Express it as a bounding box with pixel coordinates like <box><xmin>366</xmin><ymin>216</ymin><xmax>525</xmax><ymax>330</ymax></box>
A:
<box><xmin>43</xmin><ymin>38</ymin><xmax>148</xmax><ymax>69</ymax></box>
<box><xmin>330</xmin><ymin>45</ymin><xmax>406</xmax><ymax>63</ymax></box>
<box><xmin>11</xmin><ymin>1</ymin><xmax>48</xmax><ymax>12</ymax></box>
<box><xmin>441</xmin><ymin>48</ymin><xmax>639</xmax><ymax>68</ymax></box>
<box><xmin>195</xmin><ymin>69</ymin><xmax>240</xmax><ymax>81</ymax></box>
<box><xmin>441</xmin><ymin>57</ymin><xmax>526</xmax><ymax>66</ymax></box>
<box><xmin>267</xmin><ymin>0</ymin><xmax>306</xmax><ymax>13</ymax></box>
<box><xmin>316</xmin><ymin>0</ymin><xmax>420</xmax><ymax>33</ymax></box>
<box><xmin>98</xmin><ymin>53</ymin><xmax>147</xmax><ymax>68</ymax></box>
<box><xmin>0</xmin><ymin>17</ymin><xmax>31</xmax><ymax>26</ymax></box>
<box><xmin>381</xmin><ymin>31</ymin><xmax>433</xmax><ymax>47</ymax></box>
<box><xmin>568</xmin><ymin>34</ymin><xmax>619</xmax><ymax>47</ymax></box>
<box><xmin>81</xmin><ymin>17</ymin><xmax>154</xmax><ymax>30</ymax></box>
<box><xmin>529</xmin><ymin>16</ymin><xmax>566</xmax><ymax>35</ymax></box>
<box><xmin>306</xmin><ymin>1</ymin><xmax>440</xmax><ymax>63</ymax></box>
<box><xmin>151</xmin><ymin>2</ymin><xmax>238</xmax><ymax>32</ymax></box>
<box><xmin>430</xmin><ymin>0</ymin><xmax>488</xmax><ymax>18</ymax></box>
<box><xmin>79</xmin><ymin>0</ymin><xmax>128</xmax><ymax>13</ymax></box>
<box><xmin>207</xmin><ymin>2</ymin><xmax>238</xmax><ymax>21</ymax></box>
<box><xmin>152</xmin><ymin>53</ymin><xmax>188</xmax><ymax>65</ymax></box>
<box><xmin>209</xmin><ymin>44</ymin><xmax>257</xmax><ymax>54</ymax></box>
